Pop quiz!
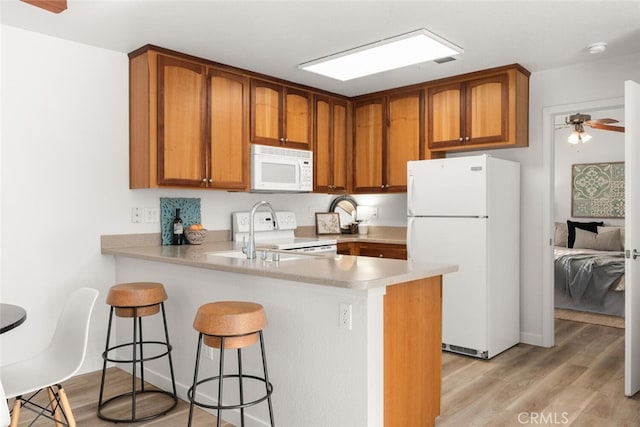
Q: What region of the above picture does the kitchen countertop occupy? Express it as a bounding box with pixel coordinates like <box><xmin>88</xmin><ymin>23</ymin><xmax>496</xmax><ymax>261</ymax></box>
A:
<box><xmin>295</xmin><ymin>225</ymin><xmax>407</xmax><ymax>245</ymax></box>
<box><xmin>101</xmin><ymin>232</ymin><xmax>454</xmax><ymax>291</ymax></box>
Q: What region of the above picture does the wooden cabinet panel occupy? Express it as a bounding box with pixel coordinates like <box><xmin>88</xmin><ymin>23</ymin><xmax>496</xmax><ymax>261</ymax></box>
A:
<box><xmin>250</xmin><ymin>79</ymin><xmax>311</xmax><ymax>149</ymax></box>
<box><xmin>157</xmin><ymin>55</ymin><xmax>206</xmax><ymax>186</ymax></box>
<box><xmin>129</xmin><ymin>47</ymin><xmax>248</xmax><ymax>190</ymax></box>
<box><xmin>358</xmin><ymin>243</ymin><xmax>407</xmax><ymax>260</ymax></box>
<box><xmin>336</xmin><ymin>242</ymin><xmax>354</xmax><ymax>255</ymax></box>
<box><xmin>337</xmin><ymin>242</ymin><xmax>407</xmax><ymax>259</ymax></box>
<box><xmin>468</xmin><ymin>76</ymin><xmax>507</xmax><ymax>141</ymax></box>
<box><xmin>353</xmin><ymin>91</ymin><xmax>428</xmax><ymax>193</ymax></box>
<box><xmin>131</xmin><ymin>45</ymin><xmax>529</xmax><ymax>194</ymax></box>
<box><xmin>384</xmin><ymin>277</ymin><xmax>442</xmax><ymax>425</ymax></box>
<box><xmin>353</xmin><ymin>99</ymin><xmax>384</xmax><ymax>192</ymax></box>
<box><xmin>426</xmin><ymin>65</ymin><xmax>528</xmax><ymax>152</ymax></box>
<box><xmin>314</xmin><ymin>95</ymin><xmax>348</xmax><ymax>193</ymax></box>
<box><xmin>332</xmin><ymin>102</ymin><xmax>348</xmax><ymax>190</ymax></box>
<box><xmin>387</xmin><ymin>91</ymin><xmax>421</xmax><ymax>189</ymax></box>
<box><xmin>252</xmin><ymin>81</ymin><xmax>281</xmax><ymax>143</ymax></box>
<box><xmin>429</xmin><ymin>83</ymin><xmax>462</xmax><ymax>144</ymax></box>
<box><xmin>207</xmin><ymin>69</ymin><xmax>248</xmax><ymax>189</ymax></box>
<box><xmin>285</xmin><ymin>89</ymin><xmax>311</xmax><ymax>145</ymax></box>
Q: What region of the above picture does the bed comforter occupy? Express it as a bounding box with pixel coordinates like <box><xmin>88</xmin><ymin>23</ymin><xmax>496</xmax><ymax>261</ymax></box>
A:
<box><xmin>554</xmin><ymin>247</ymin><xmax>625</xmax><ymax>305</ymax></box>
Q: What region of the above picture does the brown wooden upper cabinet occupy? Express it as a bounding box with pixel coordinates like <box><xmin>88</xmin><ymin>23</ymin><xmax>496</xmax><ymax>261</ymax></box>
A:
<box><xmin>314</xmin><ymin>95</ymin><xmax>348</xmax><ymax>193</ymax></box>
<box><xmin>353</xmin><ymin>97</ymin><xmax>385</xmax><ymax>192</ymax></box>
<box><xmin>353</xmin><ymin>90</ymin><xmax>442</xmax><ymax>193</ymax></box>
<box><xmin>129</xmin><ymin>44</ymin><xmax>530</xmax><ymax>194</ymax></box>
<box><xmin>426</xmin><ymin>64</ymin><xmax>529</xmax><ymax>152</ymax></box>
<box><xmin>129</xmin><ymin>47</ymin><xmax>248</xmax><ymax>190</ymax></box>
<box><xmin>250</xmin><ymin>79</ymin><xmax>312</xmax><ymax>149</ymax></box>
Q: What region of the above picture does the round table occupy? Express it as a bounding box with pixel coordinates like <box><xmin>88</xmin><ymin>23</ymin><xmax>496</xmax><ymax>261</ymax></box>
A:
<box><xmin>0</xmin><ymin>303</ymin><xmax>27</xmax><ymax>334</ymax></box>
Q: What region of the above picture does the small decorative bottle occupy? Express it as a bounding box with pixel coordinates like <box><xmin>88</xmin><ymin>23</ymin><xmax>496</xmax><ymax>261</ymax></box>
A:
<box><xmin>172</xmin><ymin>208</ymin><xmax>184</xmax><ymax>245</ymax></box>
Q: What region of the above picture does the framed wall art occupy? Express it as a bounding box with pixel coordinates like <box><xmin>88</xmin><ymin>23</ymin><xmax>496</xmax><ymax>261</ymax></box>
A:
<box><xmin>315</xmin><ymin>212</ymin><xmax>341</xmax><ymax>234</ymax></box>
<box><xmin>571</xmin><ymin>162</ymin><xmax>625</xmax><ymax>218</ymax></box>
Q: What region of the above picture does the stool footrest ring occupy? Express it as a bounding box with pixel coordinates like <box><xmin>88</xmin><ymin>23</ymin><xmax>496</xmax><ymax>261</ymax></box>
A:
<box><xmin>102</xmin><ymin>341</ymin><xmax>172</xmax><ymax>364</ymax></box>
<box><xmin>97</xmin><ymin>389</ymin><xmax>178</xmax><ymax>423</ymax></box>
<box><xmin>187</xmin><ymin>374</ymin><xmax>273</xmax><ymax>411</ymax></box>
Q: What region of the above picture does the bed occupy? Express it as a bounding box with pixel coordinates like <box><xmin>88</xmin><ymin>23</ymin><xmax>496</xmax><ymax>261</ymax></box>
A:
<box><xmin>554</xmin><ymin>221</ymin><xmax>626</xmax><ymax>317</ymax></box>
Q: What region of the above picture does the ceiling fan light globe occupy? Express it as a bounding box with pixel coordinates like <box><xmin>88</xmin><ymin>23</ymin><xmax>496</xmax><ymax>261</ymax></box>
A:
<box><xmin>568</xmin><ymin>131</ymin><xmax>591</xmax><ymax>144</ymax></box>
<box><xmin>568</xmin><ymin>132</ymin><xmax>581</xmax><ymax>144</ymax></box>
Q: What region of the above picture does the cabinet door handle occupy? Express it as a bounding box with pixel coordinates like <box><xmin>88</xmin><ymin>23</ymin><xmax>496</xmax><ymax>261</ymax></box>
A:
<box><xmin>459</xmin><ymin>137</ymin><xmax>464</xmax><ymax>142</ymax></box>
<box><xmin>208</xmin><ymin>178</ymin><xmax>212</xmax><ymax>183</ymax></box>
<box><xmin>465</xmin><ymin>136</ymin><xmax>470</xmax><ymax>141</ymax></box>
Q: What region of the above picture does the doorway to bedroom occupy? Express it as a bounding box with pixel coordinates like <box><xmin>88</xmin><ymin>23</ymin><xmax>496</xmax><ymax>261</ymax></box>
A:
<box><xmin>552</xmin><ymin>103</ymin><xmax>625</xmax><ymax>328</ymax></box>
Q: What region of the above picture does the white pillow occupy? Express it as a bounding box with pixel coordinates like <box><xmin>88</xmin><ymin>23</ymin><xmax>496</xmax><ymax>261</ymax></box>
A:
<box><xmin>598</xmin><ymin>226</ymin><xmax>625</xmax><ymax>249</ymax></box>
<box><xmin>554</xmin><ymin>222</ymin><xmax>568</xmax><ymax>247</ymax></box>
<box><xmin>573</xmin><ymin>228</ymin><xmax>622</xmax><ymax>251</ymax></box>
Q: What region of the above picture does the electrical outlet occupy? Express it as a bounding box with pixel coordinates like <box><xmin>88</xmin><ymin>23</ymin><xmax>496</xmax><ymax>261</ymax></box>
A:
<box><xmin>339</xmin><ymin>303</ymin><xmax>352</xmax><ymax>330</ymax></box>
<box><xmin>308</xmin><ymin>206</ymin><xmax>315</xmax><ymax>218</ymax></box>
<box><xmin>144</xmin><ymin>207</ymin><xmax>160</xmax><ymax>223</ymax></box>
<box><xmin>131</xmin><ymin>207</ymin><xmax>142</xmax><ymax>223</ymax></box>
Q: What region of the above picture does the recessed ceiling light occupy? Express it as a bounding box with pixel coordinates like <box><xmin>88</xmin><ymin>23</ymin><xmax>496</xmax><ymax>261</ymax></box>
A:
<box><xmin>588</xmin><ymin>42</ymin><xmax>607</xmax><ymax>54</ymax></box>
<box><xmin>298</xmin><ymin>28</ymin><xmax>463</xmax><ymax>81</ymax></box>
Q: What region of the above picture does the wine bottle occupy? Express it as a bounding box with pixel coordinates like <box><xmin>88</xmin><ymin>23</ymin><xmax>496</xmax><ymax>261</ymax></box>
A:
<box><xmin>172</xmin><ymin>208</ymin><xmax>184</xmax><ymax>245</ymax></box>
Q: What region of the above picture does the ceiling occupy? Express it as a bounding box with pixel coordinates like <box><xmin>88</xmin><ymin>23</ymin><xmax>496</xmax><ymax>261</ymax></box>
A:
<box><xmin>2</xmin><ymin>1</ymin><xmax>640</xmax><ymax>97</ymax></box>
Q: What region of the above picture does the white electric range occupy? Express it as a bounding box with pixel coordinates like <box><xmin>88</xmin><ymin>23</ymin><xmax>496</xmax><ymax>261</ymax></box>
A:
<box><xmin>231</xmin><ymin>211</ymin><xmax>337</xmax><ymax>254</ymax></box>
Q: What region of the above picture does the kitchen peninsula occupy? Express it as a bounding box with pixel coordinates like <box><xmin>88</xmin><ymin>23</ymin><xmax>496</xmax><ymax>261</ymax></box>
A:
<box><xmin>102</xmin><ymin>235</ymin><xmax>457</xmax><ymax>427</ymax></box>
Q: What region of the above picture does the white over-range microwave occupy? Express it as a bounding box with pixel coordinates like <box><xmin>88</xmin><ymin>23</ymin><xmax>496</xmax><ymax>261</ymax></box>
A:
<box><xmin>251</xmin><ymin>145</ymin><xmax>313</xmax><ymax>192</ymax></box>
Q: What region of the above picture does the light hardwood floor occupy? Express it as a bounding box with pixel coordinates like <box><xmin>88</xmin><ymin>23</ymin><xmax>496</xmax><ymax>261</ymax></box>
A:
<box><xmin>9</xmin><ymin>318</ymin><xmax>640</xmax><ymax>426</ymax></box>
<box><xmin>437</xmin><ymin>318</ymin><xmax>640</xmax><ymax>426</ymax></box>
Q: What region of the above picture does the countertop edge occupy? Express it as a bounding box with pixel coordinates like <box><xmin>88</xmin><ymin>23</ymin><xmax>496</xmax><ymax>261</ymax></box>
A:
<box><xmin>102</xmin><ymin>242</ymin><xmax>456</xmax><ymax>291</ymax></box>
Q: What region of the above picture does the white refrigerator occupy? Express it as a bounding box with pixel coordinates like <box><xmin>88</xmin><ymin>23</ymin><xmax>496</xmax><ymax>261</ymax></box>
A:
<box><xmin>407</xmin><ymin>155</ymin><xmax>520</xmax><ymax>359</ymax></box>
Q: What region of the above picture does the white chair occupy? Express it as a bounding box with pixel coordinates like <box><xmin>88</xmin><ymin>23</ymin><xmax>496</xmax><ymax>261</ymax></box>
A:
<box><xmin>1</xmin><ymin>380</ymin><xmax>10</xmax><ymax>427</ymax></box>
<box><xmin>0</xmin><ymin>287</ymin><xmax>99</xmax><ymax>427</ymax></box>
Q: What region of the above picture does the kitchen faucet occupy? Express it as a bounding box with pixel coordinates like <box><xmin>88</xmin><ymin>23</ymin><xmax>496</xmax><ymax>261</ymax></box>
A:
<box><xmin>243</xmin><ymin>201</ymin><xmax>279</xmax><ymax>259</ymax></box>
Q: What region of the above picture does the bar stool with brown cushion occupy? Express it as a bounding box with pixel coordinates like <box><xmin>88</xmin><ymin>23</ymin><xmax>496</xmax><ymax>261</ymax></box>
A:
<box><xmin>97</xmin><ymin>282</ymin><xmax>178</xmax><ymax>423</ymax></box>
<box><xmin>187</xmin><ymin>301</ymin><xmax>274</xmax><ymax>427</ymax></box>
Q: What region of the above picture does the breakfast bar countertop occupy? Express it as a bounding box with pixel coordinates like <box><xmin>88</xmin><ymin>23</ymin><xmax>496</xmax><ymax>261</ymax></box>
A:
<box><xmin>101</xmin><ymin>233</ymin><xmax>456</xmax><ymax>291</ymax></box>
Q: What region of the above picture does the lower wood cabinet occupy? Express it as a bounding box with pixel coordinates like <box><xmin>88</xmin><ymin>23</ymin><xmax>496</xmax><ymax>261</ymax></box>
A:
<box><xmin>338</xmin><ymin>242</ymin><xmax>407</xmax><ymax>260</ymax></box>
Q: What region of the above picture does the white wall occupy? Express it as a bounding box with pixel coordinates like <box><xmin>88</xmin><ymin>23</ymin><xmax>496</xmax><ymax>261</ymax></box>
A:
<box><xmin>482</xmin><ymin>53</ymin><xmax>640</xmax><ymax>345</ymax></box>
<box><xmin>554</xmin><ymin>108</ymin><xmax>625</xmax><ymax>227</ymax></box>
<box><xmin>0</xmin><ymin>25</ymin><xmax>404</xmax><ymax>370</ymax></box>
<box><xmin>3</xmin><ymin>24</ymin><xmax>640</xmax><ymax>370</ymax></box>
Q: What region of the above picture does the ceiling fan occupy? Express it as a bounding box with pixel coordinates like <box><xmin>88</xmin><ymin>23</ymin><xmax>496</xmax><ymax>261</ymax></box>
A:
<box><xmin>20</xmin><ymin>0</ymin><xmax>67</xmax><ymax>14</ymax></box>
<box><xmin>559</xmin><ymin>113</ymin><xmax>625</xmax><ymax>144</ymax></box>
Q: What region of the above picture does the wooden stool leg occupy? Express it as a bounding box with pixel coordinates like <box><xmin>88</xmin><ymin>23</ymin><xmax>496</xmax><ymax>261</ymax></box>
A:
<box><xmin>47</xmin><ymin>387</ymin><xmax>63</xmax><ymax>426</ymax></box>
<box><xmin>58</xmin><ymin>386</ymin><xmax>76</xmax><ymax>427</ymax></box>
<box><xmin>9</xmin><ymin>398</ymin><xmax>21</xmax><ymax>427</ymax></box>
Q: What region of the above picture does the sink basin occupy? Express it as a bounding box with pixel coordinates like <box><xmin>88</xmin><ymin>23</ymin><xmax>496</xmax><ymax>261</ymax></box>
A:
<box><xmin>206</xmin><ymin>250</ymin><xmax>308</xmax><ymax>262</ymax></box>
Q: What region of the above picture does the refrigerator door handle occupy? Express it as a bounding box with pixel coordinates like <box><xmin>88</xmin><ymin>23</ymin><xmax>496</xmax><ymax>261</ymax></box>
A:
<box><xmin>407</xmin><ymin>174</ymin><xmax>415</xmax><ymax>216</ymax></box>
<box><xmin>406</xmin><ymin>218</ymin><xmax>414</xmax><ymax>260</ymax></box>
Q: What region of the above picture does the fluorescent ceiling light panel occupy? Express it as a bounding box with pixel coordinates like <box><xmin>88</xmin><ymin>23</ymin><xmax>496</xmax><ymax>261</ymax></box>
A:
<box><xmin>299</xmin><ymin>29</ymin><xmax>463</xmax><ymax>81</ymax></box>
